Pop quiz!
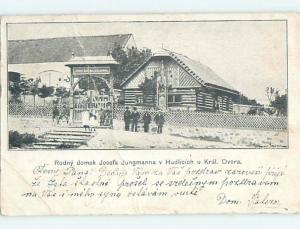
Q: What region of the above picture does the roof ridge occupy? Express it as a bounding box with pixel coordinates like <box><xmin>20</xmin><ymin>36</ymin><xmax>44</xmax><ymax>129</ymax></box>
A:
<box><xmin>169</xmin><ymin>50</ymin><xmax>203</xmax><ymax>65</ymax></box>
<box><xmin>169</xmin><ymin>51</ymin><xmax>205</xmax><ymax>85</ymax></box>
<box><xmin>167</xmin><ymin>49</ymin><xmax>215</xmax><ymax>73</ymax></box>
<box><xmin>8</xmin><ymin>33</ymin><xmax>133</xmax><ymax>42</ymax></box>
<box><xmin>168</xmin><ymin>50</ymin><xmax>190</xmax><ymax>59</ymax></box>
<box><xmin>170</xmin><ymin>50</ymin><xmax>220</xmax><ymax>76</ymax></box>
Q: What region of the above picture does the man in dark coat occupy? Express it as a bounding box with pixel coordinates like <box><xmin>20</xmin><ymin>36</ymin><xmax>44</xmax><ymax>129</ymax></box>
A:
<box><xmin>52</xmin><ymin>105</ymin><xmax>60</xmax><ymax>124</ymax></box>
<box><xmin>143</xmin><ymin>111</ymin><xmax>152</xmax><ymax>133</ymax></box>
<box><xmin>59</xmin><ymin>105</ymin><xmax>70</xmax><ymax>124</ymax></box>
<box><xmin>99</xmin><ymin>108</ymin><xmax>105</xmax><ymax>126</ymax></box>
<box><xmin>131</xmin><ymin>107</ymin><xmax>140</xmax><ymax>132</ymax></box>
<box><xmin>123</xmin><ymin>107</ymin><xmax>131</xmax><ymax>131</ymax></box>
<box><xmin>154</xmin><ymin>110</ymin><xmax>165</xmax><ymax>134</ymax></box>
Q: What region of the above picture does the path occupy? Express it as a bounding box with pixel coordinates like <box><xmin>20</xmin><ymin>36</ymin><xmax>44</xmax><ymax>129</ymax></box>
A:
<box><xmin>80</xmin><ymin>128</ymin><xmax>233</xmax><ymax>149</ymax></box>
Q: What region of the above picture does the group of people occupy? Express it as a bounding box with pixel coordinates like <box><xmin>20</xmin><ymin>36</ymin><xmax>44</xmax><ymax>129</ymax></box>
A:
<box><xmin>52</xmin><ymin>105</ymin><xmax>70</xmax><ymax>125</ymax></box>
<box><xmin>82</xmin><ymin>108</ymin><xmax>112</xmax><ymax>131</ymax></box>
<box><xmin>52</xmin><ymin>105</ymin><xmax>166</xmax><ymax>134</ymax></box>
<box><xmin>52</xmin><ymin>105</ymin><xmax>112</xmax><ymax>131</ymax></box>
<box><xmin>123</xmin><ymin>107</ymin><xmax>165</xmax><ymax>134</ymax></box>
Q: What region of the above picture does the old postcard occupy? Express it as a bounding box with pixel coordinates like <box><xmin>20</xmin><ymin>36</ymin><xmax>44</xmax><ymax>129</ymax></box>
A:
<box><xmin>0</xmin><ymin>13</ymin><xmax>300</xmax><ymax>215</ymax></box>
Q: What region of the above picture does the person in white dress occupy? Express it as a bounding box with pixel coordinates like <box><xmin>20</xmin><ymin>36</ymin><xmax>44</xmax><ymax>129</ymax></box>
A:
<box><xmin>82</xmin><ymin>109</ymin><xmax>90</xmax><ymax>131</ymax></box>
<box><xmin>89</xmin><ymin>110</ymin><xmax>98</xmax><ymax>131</ymax></box>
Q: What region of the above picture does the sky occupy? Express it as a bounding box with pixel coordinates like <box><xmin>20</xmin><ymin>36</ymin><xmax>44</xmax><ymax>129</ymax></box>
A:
<box><xmin>8</xmin><ymin>20</ymin><xmax>287</xmax><ymax>104</ymax></box>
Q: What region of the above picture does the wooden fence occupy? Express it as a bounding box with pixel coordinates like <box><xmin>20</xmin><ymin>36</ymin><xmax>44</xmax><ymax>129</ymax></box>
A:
<box><xmin>113</xmin><ymin>106</ymin><xmax>287</xmax><ymax>130</ymax></box>
<box><xmin>8</xmin><ymin>103</ymin><xmax>287</xmax><ymax>130</ymax></box>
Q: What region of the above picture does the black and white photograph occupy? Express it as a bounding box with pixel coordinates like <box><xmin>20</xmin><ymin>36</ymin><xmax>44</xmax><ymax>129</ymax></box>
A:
<box><xmin>1</xmin><ymin>12</ymin><xmax>300</xmax><ymax>220</ymax></box>
<box><xmin>7</xmin><ymin>20</ymin><xmax>288</xmax><ymax>150</ymax></box>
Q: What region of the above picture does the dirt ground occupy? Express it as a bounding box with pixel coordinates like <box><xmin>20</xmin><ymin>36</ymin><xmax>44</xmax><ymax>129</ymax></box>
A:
<box><xmin>80</xmin><ymin>128</ymin><xmax>233</xmax><ymax>149</ymax></box>
<box><xmin>8</xmin><ymin>117</ymin><xmax>288</xmax><ymax>149</ymax></box>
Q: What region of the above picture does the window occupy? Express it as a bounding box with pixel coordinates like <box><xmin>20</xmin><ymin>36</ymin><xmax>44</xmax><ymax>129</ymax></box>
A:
<box><xmin>136</xmin><ymin>95</ymin><xmax>144</xmax><ymax>104</ymax></box>
<box><xmin>226</xmin><ymin>97</ymin><xmax>230</xmax><ymax>111</ymax></box>
<box><xmin>168</xmin><ymin>95</ymin><xmax>182</xmax><ymax>103</ymax></box>
<box><xmin>175</xmin><ymin>95</ymin><xmax>182</xmax><ymax>103</ymax></box>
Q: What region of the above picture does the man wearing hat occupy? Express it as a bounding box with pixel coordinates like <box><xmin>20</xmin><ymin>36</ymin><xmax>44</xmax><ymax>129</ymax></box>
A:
<box><xmin>154</xmin><ymin>110</ymin><xmax>165</xmax><ymax>134</ymax></box>
<box><xmin>123</xmin><ymin>107</ymin><xmax>131</xmax><ymax>131</ymax></box>
<box><xmin>143</xmin><ymin>111</ymin><xmax>152</xmax><ymax>133</ymax></box>
<box><xmin>131</xmin><ymin>107</ymin><xmax>140</xmax><ymax>132</ymax></box>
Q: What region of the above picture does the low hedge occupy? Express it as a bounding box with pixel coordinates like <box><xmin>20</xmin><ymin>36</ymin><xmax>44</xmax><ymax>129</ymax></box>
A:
<box><xmin>9</xmin><ymin>131</ymin><xmax>38</xmax><ymax>148</ymax></box>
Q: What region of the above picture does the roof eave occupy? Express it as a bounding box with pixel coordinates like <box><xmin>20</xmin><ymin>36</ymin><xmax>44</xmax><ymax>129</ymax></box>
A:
<box><xmin>65</xmin><ymin>61</ymin><xmax>119</xmax><ymax>66</ymax></box>
<box><xmin>205</xmin><ymin>83</ymin><xmax>239</xmax><ymax>95</ymax></box>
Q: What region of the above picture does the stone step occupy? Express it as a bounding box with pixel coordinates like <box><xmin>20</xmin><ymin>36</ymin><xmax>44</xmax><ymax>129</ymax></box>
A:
<box><xmin>30</xmin><ymin>145</ymin><xmax>58</xmax><ymax>149</ymax></box>
<box><xmin>32</xmin><ymin>127</ymin><xmax>97</xmax><ymax>149</ymax></box>
<box><xmin>98</xmin><ymin>126</ymin><xmax>111</xmax><ymax>129</ymax></box>
<box><xmin>34</xmin><ymin>141</ymin><xmax>81</xmax><ymax>147</ymax></box>
<box><xmin>38</xmin><ymin>137</ymin><xmax>88</xmax><ymax>143</ymax></box>
<box><xmin>42</xmin><ymin>134</ymin><xmax>91</xmax><ymax>140</ymax></box>
<box><xmin>45</xmin><ymin>131</ymin><xmax>94</xmax><ymax>137</ymax></box>
<box><xmin>51</xmin><ymin>129</ymin><xmax>94</xmax><ymax>134</ymax></box>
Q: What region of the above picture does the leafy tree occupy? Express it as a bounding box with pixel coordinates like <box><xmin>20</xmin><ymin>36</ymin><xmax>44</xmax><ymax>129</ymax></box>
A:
<box><xmin>8</xmin><ymin>80</ymin><xmax>22</xmax><ymax>103</ymax></box>
<box><xmin>28</xmin><ymin>78</ymin><xmax>41</xmax><ymax>106</ymax></box>
<box><xmin>138</xmin><ymin>75</ymin><xmax>158</xmax><ymax>105</ymax></box>
<box><xmin>38</xmin><ymin>85</ymin><xmax>54</xmax><ymax>105</ymax></box>
<box><xmin>54</xmin><ymin>86</ymin><xmax>70</xmax><ymax>105</ymax></box>
<box><xmin>55</xmin><ymin>86</ymin><xmax>69</xmax><ymax>98</ymax></box>
<box><xmin>111</xmin><ymin>43</ymin><xmax>152</xmax><ymax>88</ymax></box>
<box><xmin>8</xmin><ymin>72</ymin><xmax>22</xmax><ymax>103</ymax></box>
<box><xmin>266</xmin><ymin>87</ymin><xmax>279</xmax><ymax>105</ymax></box>
<box><xmin>9</xmin><ymin>75</ymin><xmax>42</xmax><ymax>104</ymax></box>
<box><xmin>19</xmin><ymin>77</ymin><xmax>31</xmax><ymax>103</ymax></box>
<box><xmin>233</xmin><ymin>93</ymin><xmax>261</xmax><ymax>106</ymax></box>
<box><xmin>271</xmin><ymin>93</ymin><xmax>287</xmax><ymax>116</ymax></box>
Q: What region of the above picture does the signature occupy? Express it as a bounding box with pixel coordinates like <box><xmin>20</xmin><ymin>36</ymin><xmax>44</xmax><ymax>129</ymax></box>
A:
<box><xmin>216</xmin><ymin>193</ymin><xmax>241</xmax><ymax>205</ymax></box>
<box><xmin>248</xmin><ymin>191</ymin><xmax>280</xmax><ymax>208</ymax></box>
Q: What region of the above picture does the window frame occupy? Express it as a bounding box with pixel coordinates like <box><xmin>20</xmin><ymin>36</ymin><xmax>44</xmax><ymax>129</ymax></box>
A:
<box><xmin>168</xmin><ymin>94</ymin><xmax>182</xmax><ymax>104</ymax></box>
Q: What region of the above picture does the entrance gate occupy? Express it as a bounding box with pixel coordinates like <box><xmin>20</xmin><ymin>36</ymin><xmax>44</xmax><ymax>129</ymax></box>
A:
<box><xmin>65</xmin><ymin>56</ymin><xmax>119</xmax><ymax>128</ymax></box>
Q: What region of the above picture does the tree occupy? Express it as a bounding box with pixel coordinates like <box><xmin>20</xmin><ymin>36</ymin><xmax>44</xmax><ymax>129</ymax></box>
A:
<box><xmin>8</xmin><ymin>72</ymin><xmax>22</xmax><ymax>103</ymax></box>
<box><xmin>29</xmin><ymin>78</ymin><xmax>41</xmax><ymax>106</ymax></box>
<box><xmin>266</xmin><ymin>87</ymin><xmax>279</xmax><ymax>105</ymax></box>
<box><xmin>271</xmin><ymin>93</ymin><xmax>287</xmax><ymax>116</ymax></box>
<box><xmin>54</xmin><ymin>86</ymin><xmax>70</xmax><ymax>105</ymax></box>
<box><xmin>19</xmin><ymin>77</ymin><xmax>31</xmax><ymax>103</ymax></box>
<box><xmin>55</xmin><ymin>86</ymin><xmax>69</xmax><ymax>98</ymax></box>
<box><xmin>111</xmin><ymin>43</ymin><xmax>152</xmax><ymax>88</ymax></box>
<box><xmin>8</xmin><ymin>80</ymin><xmax>22</xmax><ymax>103</ymax></box>
<box><xmin>138</xmin><ymin>75</ymin><xmax>158</xmax><ymax>105</ymax></box>
<box><xmin>38</xmin><ymin>85</ymin><xmax>54</xmax><ymax>105</ymax></box>
<box><xmin>233</xmin><ymin>93</ymin><xmax>261</xmax><ymax>106</ymax></box>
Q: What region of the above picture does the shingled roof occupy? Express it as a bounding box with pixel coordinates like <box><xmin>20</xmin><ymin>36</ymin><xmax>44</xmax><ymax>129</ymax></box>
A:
<box><xmin>8</xmin><ymin>34</ymin><xmax>133</xmax><ymax>64</ymax></box>
<box><xmin>122</xmin><ymin>49</ymin><xmax>238</xmax><ymax>94</ymax></box>
<box><xmin>169</xmin><ymin>51</ymin><xmax>237</xmax><ymax>93</ymax></box>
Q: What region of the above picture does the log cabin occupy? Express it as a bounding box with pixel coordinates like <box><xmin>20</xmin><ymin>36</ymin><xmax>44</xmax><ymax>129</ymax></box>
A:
<box><xmin>121</xmin><ymin>49</ymin><xmax>239</xmax><ymax>112</ymax></box>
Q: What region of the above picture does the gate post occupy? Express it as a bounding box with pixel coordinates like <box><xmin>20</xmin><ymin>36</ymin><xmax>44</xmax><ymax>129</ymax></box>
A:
<box><xmin>110</xmin><ymin>89</ymin><xmax>114</xmax><ymax>129</ymax></box>
<box><xmin>69</xmin><ymin>73</ymin><xmax>74</xmax><ymax>125</ymax></box>
<box><xmin>110</xmin><ymin>72</ymin><xmax>114</xmax><ymax>129</ymax></box>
